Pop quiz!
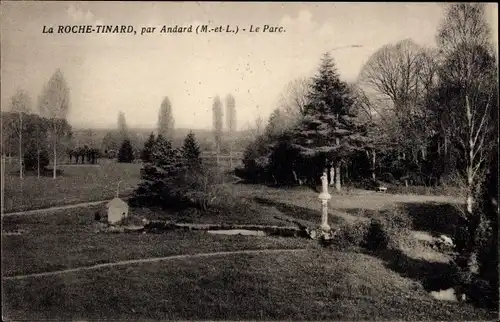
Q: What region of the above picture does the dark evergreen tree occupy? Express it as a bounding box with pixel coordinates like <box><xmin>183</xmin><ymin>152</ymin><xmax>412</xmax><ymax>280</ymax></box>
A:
<box><xmin>181</xmin><ymin>131</ymin><xmax>202</xmax><ymax>170</ymax></box>
<box><xmin>133</xmin><ymin>135</ymin><xmax>185</xmax><ymax>207</ymax></box>
<box><xmin>141</xmin><ymin>132</ymin><xmax>156</xmax><ymax>163</ymax></box>
<box><xmin>292</xmin><ymin>52</ymin><xmax>368</xmax><ymax>190</ymax></box>
<box><xmin>117</xmin><ymin>139</ymin><xmax>134</xmax><ymax>163</ymax></box>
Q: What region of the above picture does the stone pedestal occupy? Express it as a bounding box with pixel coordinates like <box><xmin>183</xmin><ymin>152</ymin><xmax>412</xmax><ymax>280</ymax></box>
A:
<box><xmin>318</xmin><ymin>172</ymin><xmax>331</xmax><ymax>232</ymax></box>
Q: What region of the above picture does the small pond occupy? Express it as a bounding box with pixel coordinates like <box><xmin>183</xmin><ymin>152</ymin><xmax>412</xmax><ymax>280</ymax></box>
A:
<box><xmin>207</xmin><ymin>229</ymin><xmax>267</xmax><ymax>236</ymax></box>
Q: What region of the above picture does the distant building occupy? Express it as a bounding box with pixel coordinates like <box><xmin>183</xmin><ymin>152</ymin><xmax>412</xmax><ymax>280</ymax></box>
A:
<box><xmin>107</xmin><ymin>198</ymin><xmax>129</xmax><ymax>224</ymax></box>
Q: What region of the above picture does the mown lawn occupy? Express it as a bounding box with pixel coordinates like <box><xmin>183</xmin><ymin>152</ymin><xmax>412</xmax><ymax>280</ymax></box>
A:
<box><xmin>3</xmin><ymin>160</ymin><xmax>142</xmax><ymax>213</ymax></box>
<box><xmin>3</xmin><ymin>249</ymin><xmax>495</xmax><ymax>321</ymax></box>
<box><xmin>2</xmin><ymin>206</ymin><xmax>315</xmax><ymax>277</ymax></box>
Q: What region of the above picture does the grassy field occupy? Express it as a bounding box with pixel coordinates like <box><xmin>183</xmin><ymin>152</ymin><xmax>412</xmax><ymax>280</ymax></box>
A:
<box><xmin>2</xmin><ymin>205</ymin><xmax>315</xmax><ymax>277</ymax></box>
<box><xmin>2</xmin><ymin>179</ymin><xmax>495</xmax><ymax>320</ymax></box>
<box><xmin>2</xmin><ymin>156</ymin><xmax>241</xmax><ymax>213</ymax></box>
<box><xmin>2</xmin><ymin>159</ymin><xmax>142</xmax><ymax>213</ymax></box>
<box><xmin>3</xmin><ymin>249</ymin><xmax>494</xmax><ymax>321</ymax></box>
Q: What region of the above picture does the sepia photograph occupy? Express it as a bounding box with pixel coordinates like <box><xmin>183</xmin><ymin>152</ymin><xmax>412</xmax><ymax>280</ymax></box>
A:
<box><xmin>1</xmin><ymin>1</ymin><xmax>499</xmax><ymax>320</ymax></box>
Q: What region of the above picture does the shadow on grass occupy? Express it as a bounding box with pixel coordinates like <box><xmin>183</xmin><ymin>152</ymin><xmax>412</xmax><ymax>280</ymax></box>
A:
<box><xmin>361</xmin><ymin>248</ymin><xmax>458</xmax><ymax>292</ymax></box>
<box><xmin>341</xmin><ymin>202</ymin><xmax>466</xmax><ymax>238</ymax></box>
<box><xmin>253</xmin><ymin>196</ymin><xmax>346</xmax><ymax>228</ymax></box>
<box><xmin>398</xmin><ymin>202</ymin><xmax>466</xmax><ymax>237</ymax></box>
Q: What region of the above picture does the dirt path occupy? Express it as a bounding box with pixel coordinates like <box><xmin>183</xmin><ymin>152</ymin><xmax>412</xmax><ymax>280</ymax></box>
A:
<box><xmin>1</xmin><ymin>200</ymin><xmax>111</xmax><ymax>217</ymax></box>
<box><xmin>3</xmin><ymin>248</ymin><xmax>308</xmax><ymax>281</ymax></box>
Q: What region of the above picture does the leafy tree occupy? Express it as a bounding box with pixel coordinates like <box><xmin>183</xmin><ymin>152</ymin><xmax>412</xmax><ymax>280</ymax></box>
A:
<box><xmin>436</xmin><ymin>3</ymin><xmax>496</xmax><ymax>222</ymax></box>
<box><xmin>158</xmin><ymin>97</ymin><xmax>175</xmax><ymax>140</ymax></box>
<box><xmin>292</xmin><ymin>52</ymin><xmax>367</xmax><ymax>191</ymax></box>
<box><xmin>141</xmin><ymin>133</ymin><xmax>156</xmax><ymax>163</ymax></box>
<box><xmin>117</xmin><ymin>139</ymin><xmax>134</xmax><ymax>163</ymax></box>
<box><xmin>118</xmin><ymin>111</ymin><xmax>128</xmax><ymax>142</ymax></box>
<box><xmin>254</xmin><ymin>115</ymin><xmax>264</xmax><ymax>137</ymax></box>
<box><xmin>24</xmin><ymin>148</ymin><xmax>49</xmax><ymax>172</ymax></box>
<box><xmin>38</xmin><ymin>69</ymin><xmax>71</xmax><ymax>179</ymax></box>
<box><xmin>225</xmin><ymin>94</ymin><xmax>236</xmax><ymax>168</ymax></box>
<box><xmin>7</xmin><ymin>89</ymin><xmax>32</xmax><ymax>179</ymax></box>
<box><xmin>101</xmin><ymin>131</ymin><xmax>118</xmax><ymax>155</ymax></box>
<box><xmin>181</xmin><ymin>131</ymin><xmax>202</xmax><ymax>170</ymax></box>
<box><xmin>358</xmin><ymin>39</ymin><xmax>437</xmax><ymax>180</ymax></box>
<box><xmin>277</xmin><ymin>77</ymin><xmax>310</xmax><ymax>129</ymax></box>
<box><xmin>212</xmin><ymin>96</ymin><xmax>223</xmax><ymax>165</ymax></box>
<box><xmin>241</xmin><ymin>134</ymin><xmax>271</xmax><ymax>183</ymax></box>
<box><xmin>265</xmin><ymin>108</ymin><xmax>288</xmax><ymax>140</ymax></box>
<box><xmin>25</xmin><ymin>114</ymin><xmax>50</xmax><ymax>177</ymax></box>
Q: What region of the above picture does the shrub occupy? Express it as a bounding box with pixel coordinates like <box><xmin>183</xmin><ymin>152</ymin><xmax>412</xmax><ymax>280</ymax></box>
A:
<box><xmin>363</xmin><ymin>208</ymin><xmax>413</xmax><ymax>251</ymax></box>
<box><xmin>332</xmin><ymin>221</ymin><xmax>370</xmax><ymax>249</ymax></box>
<box><xmin>175</xmin><ymin>166</ymin><xmax>227</xmax><ymax>211</ymax></box>
<box><xmin>241</xmin><ymin>135</ymin><xmax>270</xmax><ymax>183</ymax></box>
<box><xmin>364</xmin><ymin>219</ymin><xmax>390</xmax><ymax>250</ymax></box>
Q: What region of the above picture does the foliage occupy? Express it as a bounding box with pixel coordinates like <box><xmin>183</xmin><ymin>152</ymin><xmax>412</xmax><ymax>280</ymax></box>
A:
<box><xmin>175</xmin><ymin>166</ymin><xmax>227</xmax><ymax>211</ymax></box>
<box><xmin>158</xmin><ymin>97</ymin><xmax>175</xmax><ymax>140</ymax></box>
<box><xmin>141</xmin><ymin>133</ymin><xmax>156</xmax><ymax>163</ymax></box>
<box><xmin>292</xmin><ymin>53</ymin><xmax>364</xmax><ymax>162</ymax></box>
<box><xmin>363</xmin><ymin>209</ymin><xmax>414</xmax><ymax>251</ymax></box>
<box><xmin>132</xmin><ymin>135</ymin><xmax>184</xmax><ymax>207</ymax></box>
<box><xmin>101</xmin><ymin>131</ymin><xmax>119</xmax><ymax>153</ymax></box>
<box><xmin>23</xmin><ymin>148</ymin><xmax>50</xmax><ymax>171</ymax></box>
<box><xmin>240</xmin><ymin>134</ymin><xmax>271</xmax><ymax>183</ymax></box>
<box><xmin>212</xmin><ymin>96</ymin><xmax>224</xmax><ymax>153</ymax></box>
<box><xmin>117</xmin><ymin>139</ymin><xmax>134</xmax><ymax>163</ymax></box>
<box><xmin>332</xmin><ymin>221</ymin><xmax>370</xmax><ymax>249</ymax></box>
<box><xmin>37</xmin><ymin>69</ymin><xmax>71</xmax><ymax>178</ymax></box>
<box><xmin>453</xmin><ymin>153</ymin><xmax>499</xmax><ymax>310</ymax></box>
<box><xmin>117</xmin><ymin>111</ymin><xmax>128</xmax><ymax>141</ymax></box>
<box><xmin>225</xmin><ymin>94</ymin><xmax>236</xmax><ymax>134</ymax></box>
<box><xmin>181</xmin><ymin>131</ymin><xmax>202</xmax><ymax>170</ymax></box>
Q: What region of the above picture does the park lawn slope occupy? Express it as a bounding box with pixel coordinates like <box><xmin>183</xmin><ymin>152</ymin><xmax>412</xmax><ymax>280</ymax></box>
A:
<box><xmin>2</xmin><ymin>206</ymin><xmax>315</xmax><ymax>277</ymax></box>
<box><xmin>3</xmin><ymin>161</ymin><xmax>142</xmax><ymax>213</ymax></box>
<box><xmin>3</xmin><ymin>249</ymin><xmax>494</xmax><ymax>321</ymax></box>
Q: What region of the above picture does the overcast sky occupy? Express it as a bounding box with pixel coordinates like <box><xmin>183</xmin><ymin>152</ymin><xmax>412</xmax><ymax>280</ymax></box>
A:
<box><xmin>1</xmin><ymin>2</ymin><xmax>498</xmax><ymax>130</ymax></box>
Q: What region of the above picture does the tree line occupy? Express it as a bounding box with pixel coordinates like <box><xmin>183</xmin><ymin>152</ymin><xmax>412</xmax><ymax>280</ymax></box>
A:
<box><xmin>110</xmin><ymin>93</ymin><xmax>238</xmax><ymax>164</ymax></box>
<box><xmin>2</xmin><ymin>70</ymin><xmax>72</xmax><ymax>179</ymax></box>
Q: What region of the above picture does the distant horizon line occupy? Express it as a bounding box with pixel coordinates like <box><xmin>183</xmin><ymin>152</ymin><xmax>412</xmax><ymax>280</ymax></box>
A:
<box><xmin>71</xmin><ymin>124</ymin><xmax>252</xmax><ymax>133</ymax></box>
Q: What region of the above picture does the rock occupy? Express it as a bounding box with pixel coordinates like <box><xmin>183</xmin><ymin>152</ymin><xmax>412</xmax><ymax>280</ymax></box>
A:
<box><xmin>430</xmin><ymin>288</ymin><xmax>458</xmax><ymax>302</ymax></box>
<box><xmin>439</xmin><ymin>235</ymin><xmax>454</xmax><ymax>247</ymax></box>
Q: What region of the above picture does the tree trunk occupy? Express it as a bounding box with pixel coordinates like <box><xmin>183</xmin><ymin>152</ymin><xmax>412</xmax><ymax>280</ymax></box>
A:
<box><xmin>216</xmin><ymin>145</ymin><xmax>220</xmax><ymax>166</ymax></box>
<box><xmin>371</xmin><ymin>150</ymin><xmax>376</xmax><ymax>181</ymax></box>
<box><xmin>53</xmin><ymin>137</ymin><xmax>57</xmax><ymax>179</ymax></box>
<box><xmin>37</xmin><ymin>149</ymin><xmax>40</xmax><ymax>178</ymax></box>
<box><xmin>335</xmin><ymin>162</ymin><xmax>341</xmax><ymax>192</ymax></box>
<box><xmin>19</xmin><ymin>112</ymin><xmax>23</xmax><ymax>179</ymax></box>
<box><xmin>1</xmin><ymin>155</ymin><xmax>4</xmax><ymax>215</ymax></box>
<box><xmin>229</xmin><ymin>141</ymin><xmax>233</xmax><ymax>169</ymax></box>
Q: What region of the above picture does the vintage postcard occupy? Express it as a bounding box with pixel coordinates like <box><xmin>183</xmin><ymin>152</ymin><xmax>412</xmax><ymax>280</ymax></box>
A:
<box><xmin>1</xmin><ymin>1</ymin><xmax>499</xmax><ymax>321</ymax></box>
